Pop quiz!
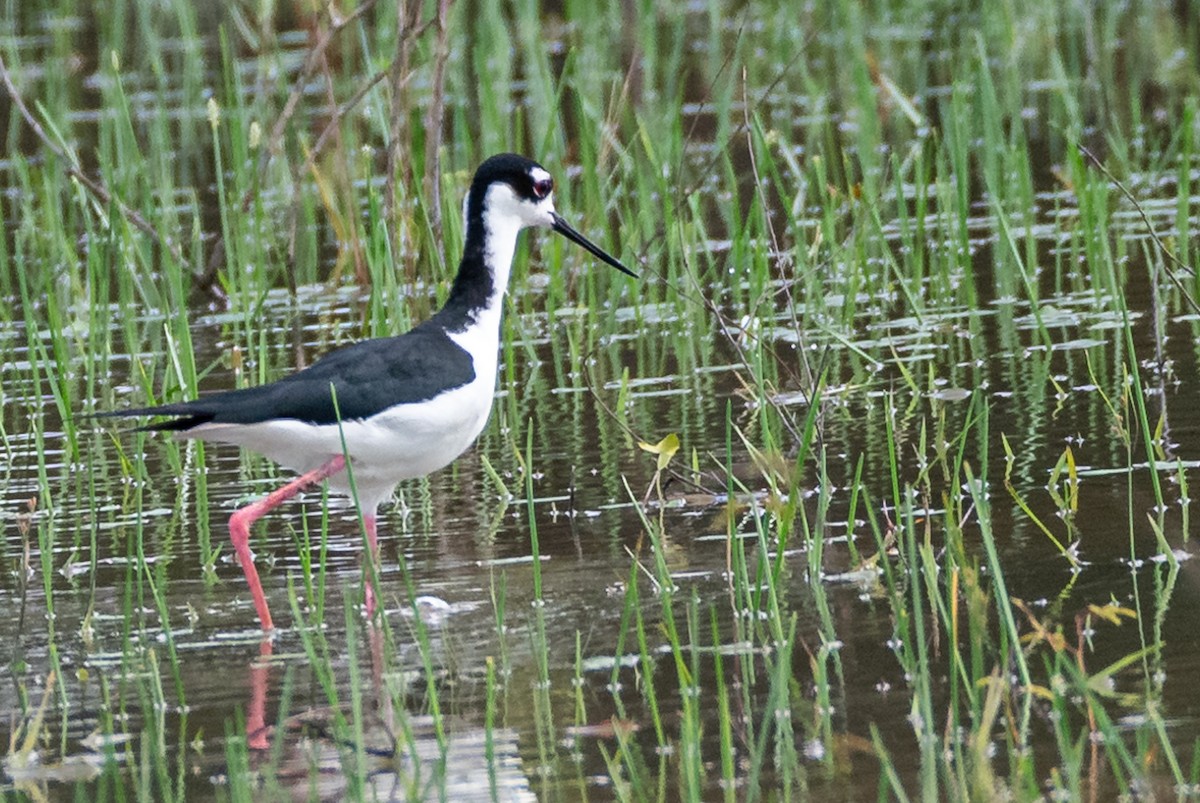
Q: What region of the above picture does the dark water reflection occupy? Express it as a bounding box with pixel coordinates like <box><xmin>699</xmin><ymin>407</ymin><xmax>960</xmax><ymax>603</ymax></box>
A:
<box><xmin>5</xmin><ymin>242</ymin><xmax>1200</xmax><ymax>798</ymax></box>
<box><xmin>4</xmin><ymin>6</ymin><xmax>1200</xmax><ymax>802</ymax></box>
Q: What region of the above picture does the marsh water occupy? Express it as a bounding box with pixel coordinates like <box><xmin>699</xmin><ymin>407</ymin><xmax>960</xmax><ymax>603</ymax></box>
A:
<box><xmin>4</xmin><ymin>3</ymin><xmax>1200</xmax><ymax>801</ymax></box>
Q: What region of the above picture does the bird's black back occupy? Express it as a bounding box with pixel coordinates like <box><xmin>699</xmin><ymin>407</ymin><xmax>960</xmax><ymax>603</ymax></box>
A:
<box><xmin>104</xmin><ymin>320</ymin><xmax>476</xmax><ymax>430</ymax></box>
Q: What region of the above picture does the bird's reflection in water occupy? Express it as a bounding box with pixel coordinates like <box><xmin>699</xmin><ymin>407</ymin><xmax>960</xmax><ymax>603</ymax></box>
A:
<box><xmin>236</xmin><ymin>620</ymin><xmax>535</xmax><ymax>801</ymax></box>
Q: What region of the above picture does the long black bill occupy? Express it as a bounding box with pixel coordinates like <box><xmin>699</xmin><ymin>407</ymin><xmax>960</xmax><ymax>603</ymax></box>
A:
<box><xmin>551</xmin><ymin>213</ymin><xmax>636</xmax><ymax>277</ymax></box>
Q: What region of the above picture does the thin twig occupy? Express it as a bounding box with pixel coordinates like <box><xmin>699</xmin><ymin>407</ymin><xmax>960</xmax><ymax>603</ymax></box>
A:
<box><xmin>739</xmin><ymin>63</ymin><xmax>818</xmax><ymax>400</ymax></box>
<box><xmin>257</xmin><ymin>0</ymin><xmax>380</xmax><ymax>187</ymax></box>
<box><xmin>196</xmin><ymin>0</ymin><xmax>380</xmax><ymax>293</ymax></box>
<box><xmin>278</xmin><ymin>66</ymin><xmax>391</xmax><ymax>288</ymax></box>
<box><xmin>579</xmin><ymin>341</ymin><xmax>726</xmax><ymax>498</ymax></box>
<box><xmin>0</xmin><ymin>52</ymin><xmax>187</xmax><ymax>270</ymax></box>
<box><xmin>423</xmin><ymin>0</ymin><xmax>453</xmax><ymax>260</ymax></box>
<box><xmin>581</xmin><ymin>13</ymin><xmax>820</xmax><ymax>467</ymax></box>
<box><xmin>1078</xmin><ymin>143</ymin><xmax>1200</xmax><ymax>316</ymax></box>
<box><xmin>384</xmin><ymin>0</ymin><xmax>423</xmax><ymax>280</ymax></box>
<box><xmin>302</xmin><ymin>70</ymin><xmax>390</xmax><ymax>180</ymax></box>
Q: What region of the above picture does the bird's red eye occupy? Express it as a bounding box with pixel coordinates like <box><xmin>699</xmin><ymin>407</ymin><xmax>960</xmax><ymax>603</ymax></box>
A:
<box><xmin>532</xmin><ymin>177</ymin><xmax>553</xmax><ymax>199</ymax></box>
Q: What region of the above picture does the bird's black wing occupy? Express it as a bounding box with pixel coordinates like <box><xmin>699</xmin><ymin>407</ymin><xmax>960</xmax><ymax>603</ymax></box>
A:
<box><xmin>98</xmin><ymin>324</ymin><xmax>476</xmax><ymax>431</ymax></box>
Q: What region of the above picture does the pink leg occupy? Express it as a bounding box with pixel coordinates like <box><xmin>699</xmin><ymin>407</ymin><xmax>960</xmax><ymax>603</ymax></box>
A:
<box><xmin>229</xmin><ymin>455</ymin><xmax>347</xmax><ymax>631</ymax></box>
<box><xmin>363</xmin><ymin>514</ymin><xmax>380</xmax><ymax>619</ymax></box>
<box><xmin>246</xmin><ymin>640</ymin><xmax>273</xmax><ymax>750</ymax></box>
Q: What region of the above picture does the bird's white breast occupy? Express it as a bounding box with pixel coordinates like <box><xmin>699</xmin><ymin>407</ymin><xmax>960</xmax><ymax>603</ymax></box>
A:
<box><xmin>185</xmin><ymin>329</ymin><xmax>501</xmax><ymax>511</ymax></box>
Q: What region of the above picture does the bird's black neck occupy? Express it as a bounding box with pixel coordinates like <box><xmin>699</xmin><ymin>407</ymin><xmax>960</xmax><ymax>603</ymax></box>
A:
<box><xmin>434</xmin><ymin>184</ymin><xmax>518</xmax><ymax>336</ymax></box>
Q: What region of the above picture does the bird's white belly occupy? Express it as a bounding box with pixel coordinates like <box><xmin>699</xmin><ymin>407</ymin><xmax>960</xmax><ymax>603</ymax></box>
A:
<box><xmin>185</xmin><ymin>374</ymin><xmax>497</xmax><ymax>510</ymax></box>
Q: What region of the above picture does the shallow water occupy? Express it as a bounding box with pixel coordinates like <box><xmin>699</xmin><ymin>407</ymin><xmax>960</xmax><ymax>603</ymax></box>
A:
<box><xmin>4</xmin><ymin>3</ymin><xmax>1200</xmax><ymax>801</ymax></box>
<box><xmin>6</xmin><ymin>223</ymin><xmax>1200</xmax><ymax>799</ymax></box>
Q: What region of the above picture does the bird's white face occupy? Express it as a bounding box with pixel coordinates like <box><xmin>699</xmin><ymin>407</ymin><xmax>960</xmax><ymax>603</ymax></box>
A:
<box><xmin>461</xmin><ymin>156</ymin><xmax>632</xmax><ymax>282</ymax></box>
<box><xmin>481</xmin><ymin>166</ymin><xmax>558</xmax><ymax>231</ymax></box>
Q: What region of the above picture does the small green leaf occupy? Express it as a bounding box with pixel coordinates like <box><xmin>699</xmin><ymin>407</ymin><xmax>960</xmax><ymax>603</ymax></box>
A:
<box><xmin>638</xmin><ymin>433</ymin><xmax>680</xmax><ymax>471</ymax></box>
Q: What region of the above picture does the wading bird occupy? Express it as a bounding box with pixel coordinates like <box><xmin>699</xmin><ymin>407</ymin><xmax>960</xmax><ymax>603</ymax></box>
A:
<box><xmin>102</xmin><ymin>153</ymin><xmax>633</xmax><ymax>631</ymax></box>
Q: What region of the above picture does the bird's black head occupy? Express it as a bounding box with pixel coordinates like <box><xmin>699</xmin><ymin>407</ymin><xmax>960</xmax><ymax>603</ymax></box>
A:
<box><xmin>470</xmin><ymin>153</ymin><xmax>554</xmax><ymax>204</ymax></box>
<box><xmin>464</xmin><ymin>153</ymin><xmax>635</xmax><ymax>277</ymax></box>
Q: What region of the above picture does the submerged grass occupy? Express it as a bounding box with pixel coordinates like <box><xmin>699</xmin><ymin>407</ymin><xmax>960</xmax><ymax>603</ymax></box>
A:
<box><xmin>3</xmin><ymin>0</ymin><xmax>1200</xmax><ymax>800</ymax></box>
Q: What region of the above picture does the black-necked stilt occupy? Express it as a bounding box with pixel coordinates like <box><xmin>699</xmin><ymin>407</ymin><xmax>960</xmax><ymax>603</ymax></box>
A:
<box><xmin>102</xmin><ymin>153</ymin><xmax>633</xmax><ymax>631</ymax></box>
